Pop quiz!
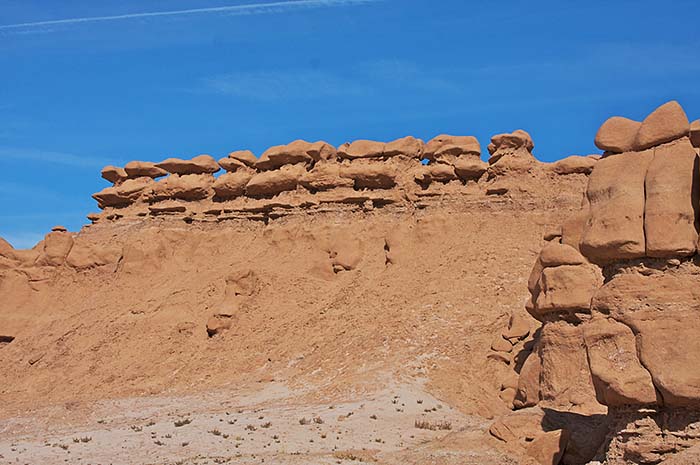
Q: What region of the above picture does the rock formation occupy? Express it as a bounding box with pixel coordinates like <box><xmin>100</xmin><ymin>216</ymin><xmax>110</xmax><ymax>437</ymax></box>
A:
<box><xmin>490</xmin><ymin>100</ymin><xmax>700</xmax><ymax>465</ymax></box>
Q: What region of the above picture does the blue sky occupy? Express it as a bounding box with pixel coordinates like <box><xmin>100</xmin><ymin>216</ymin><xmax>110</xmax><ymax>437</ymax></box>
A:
<box><xmin>1</xmin><ymin>0</ymin><xmax>699</xmax><ymax>248</ymax></box>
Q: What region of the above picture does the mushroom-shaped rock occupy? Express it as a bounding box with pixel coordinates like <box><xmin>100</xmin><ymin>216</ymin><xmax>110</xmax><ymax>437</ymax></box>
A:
<box><xmin>423</xmin><ymin>134</ymin><xmax>480</xmax><ymax>161</ymax></box>
<box><xmin>228</xmin><ymin>150</ymin><xmax>258</xmax><ymax>168</ymax></box>
<box><xmin>337</xmin><ymin>140</ymin><xmax>385</xmax><ymax>160</ymax></box>
<box><xmin>635</xmin><ymin>100</ymin><xmax>690</xmax><ymax>150</ymax></box>
<box><xmin>155</xmin><ymin>154</ymin><xmax>220</xmax><ymax>175</ymax></box>
<box><xmin>101</xmin><ymin>165</ymin><xmax>128</xmax><ymax>184</ymax></box>
<box><xmin>92</xmin><ymin>177</ymin><xmax>155</xmax><ymax>208</ymax></box>
<box><xmin>51</xmin><ymin>225</ymin><xmax>67</xmax><ymax>232</ymax></box>
<box><xmin>383</xmin><ymin>136</ymin><xmax>423</xmax><ymax>158</ymax></box>
<box><xmin>218</xmin><ymin>156</ymin><xmax>249</xmax><ymax>172</ymax></box>
<box><xmin>245</xmin><ymin>164</ymin><xmax>306</xmax><ymax>198</ymax></box>
<box><xmin>255</xmin><ymin>140</ymin><xmax>320</xmax><ymax>170</ymax></box>
<box><xmin>212</xmin><ymin>171</ymin><xmax>255</xmax><ymax>199</ymax></box>
<box><xmin>691</xmin><ymin>119</ymin><xmax>700</xmax><ymax>148</ymax></box>
<box><xmin>550</xmin><ymin>155</ymin><xmax>597</xmax><ymax>175</ymax></box>
<box><xmin>300</xmin><ymin>161</ymin><xmax>355</xmax><ymax>192</ymax></box>
<box><xmin>339</xmin><ymin>160</ymin><xmax>397</xmax><ymax>189</ymax></box>
<box><xmin>123</xmin><ymin>161</ymin><xmax>168</xmax><ymax>179</ymax></box>
<box><xmin>452</xmin><ymin>157</ymin><xmax>488</xmax><ymax>181</ymax></box>
<box><xmin>487</xmin><ymin>129</ymin><xmax>534</xmax><ymax>158</ymax></box>
<box><xmin>594</xmin><ymin>116</ymin><xmax>641</xmax><ymax>153</ymax></box>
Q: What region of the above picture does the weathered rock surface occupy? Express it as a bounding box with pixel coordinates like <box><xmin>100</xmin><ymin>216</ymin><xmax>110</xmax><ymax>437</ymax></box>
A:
<box><xmin>337</xmin><ymin>140</ymin><xmax>385</xmax><ymax>160</ymax></box>
<box><xmin>123</xmin><ymin>161</ymin><xmax>168</xmax><ymax>179</ymax></box>
<box><xmin>550</xmin><ymin>155</ymin><xmax>597</xmax><ymax>175</ymax></box>
<box><xmin>594</xmin><ymin>116</ymin><xmax>641</xmax><ymax>153</ymax></box>
<box><xmin>101</xmin><ymin>165</ymin><xmax>128</xmax><ymax>184</ymax></box>
<box><xmin>635</xmin><ymin>100</ymin><xmax>690</xmax><ymax>150</ymax></box>
<box><xmin>246</xmin><ymin>164</ymin><xmax>306</xmax><ymax>197</ymax></box>
<box><xmin>155</xmin><ymin>154</ymin><xmax>220</xmax><ymax>175</ymax></box>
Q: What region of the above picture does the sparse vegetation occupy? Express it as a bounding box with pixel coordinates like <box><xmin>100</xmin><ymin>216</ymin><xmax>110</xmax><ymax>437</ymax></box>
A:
<box><xmin>313</xmin><ymin>416</ymin><xmax>324</xmax><ymax>424</ymax></box>
<box><xmin>414</xmin><ymin>419</ymin><xmax>452</xmax><ymax>430</ymax></box>
<box><xmin>299</xmin><ymin>417</ymin><xmax>310</xmax><ymax>425</ymax></box>
<box><xmin>245</xmin><ymin>424</ymin><xmax>257</xmax><ymax>431</ymax></box>
<box><xmin>174</xmin><ymin>418</ymin><xmax>192</xmax><ymax>427</ymax></box>
<box><xmin>130</xmin><ymin>425</ymin><xmax>143</xmax><ymax>432</ymax></box>
<box><xmin>209</xmin><ymin>429</ymin><xmax>222</xmax><ymax>436</ymax></box>
<box><xmin>261</xmin><ymin>421</ymin><xmax>272</xmax><ymax>428</ymax></box>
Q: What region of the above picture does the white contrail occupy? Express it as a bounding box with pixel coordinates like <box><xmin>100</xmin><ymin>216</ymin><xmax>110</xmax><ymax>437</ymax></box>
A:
<box><xmin>0</xmin><ymin>0</ymin><xmax>379</xmax><ymax>31</ymax></box>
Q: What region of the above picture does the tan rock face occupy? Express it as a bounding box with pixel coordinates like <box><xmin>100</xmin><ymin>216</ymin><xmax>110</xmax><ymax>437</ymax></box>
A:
<box><xmin>591</xmin><ymin>271</ymin><xmax>700</xmax><ymax>407</ymax></box>
<box><xmin>644</xmin><ymin>138</ymin><xmax>699</xmax><ymax>257</ymax></box>
<box><xmin>582</xmin><ymin>318</ymin><xmax>657</xmax><ymax>406</ymax></box>
<box><xmin>594</xmin><ymin>116</ymin><xmax>641</xmax><ymax>153</ymax></box>
<box><xmin>227</xmin><ymin>150</ymin><xmax>258</xmax><ymax>167</ymax></box>
<box><xmin>339</xmin><ymin>160</ymin><xmax>397</xmax><ymax>189</ymax></box>
<box><xmin>92</xmin><ymin>177</ymin><xmax>155</xmax><ymax>208</ymax></box>
<box><xmin>550</xmin><ymin>155</ymin><xmax>597</xmax><ymax>175</ymax></box>
<box><xmin>299</xmin><ymin>161</ymin><xmax>354</xmax><ymax>191</ymax></box>
<box><xmin>635</xmin><ymin>100</ymin><xmax>690</xmax><ymax>150</ymax></box>
<box><xmin>383</xmin><ymin>136</ymin><xmax>423</xmax><ymax>158</ymax></box>
<box><xmin>256</xmin><ymin>140</ymin><xmax>321</xmax><ymax>170</ymax></box>
<box><xmin>580</xmin><ymin>150</ymin><xmax>654</xmax><ymax>264</ymax></box>
<box><xmin>218</xmin><ymin>156</ymin><xmax>248</xmax><ymax>172</ymax></box>
<box><xmin>148</xmin><ymin>174</ymin><xmax>214</xmax><ymax>202</ymax></box>
<box><xmin>691</xmin><ymin>120</ymin><xmax>700</xmax><ymax>148</ymax></box>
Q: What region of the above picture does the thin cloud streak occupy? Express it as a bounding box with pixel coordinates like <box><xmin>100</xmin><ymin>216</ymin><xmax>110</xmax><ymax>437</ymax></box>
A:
<box><xmin>0</xmin><ymin>148</ymin><xmax>108</xmax><ymax>168</ymax></box>
<box><xmin>0</xmin><ymin>0</ymin><xmax>380</xmax><ymax>31</ymax></box>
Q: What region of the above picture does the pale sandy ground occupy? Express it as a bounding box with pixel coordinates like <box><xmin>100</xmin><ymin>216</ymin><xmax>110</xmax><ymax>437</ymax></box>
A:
<box><xmin>0</xmin><ymin>376</ymin><xmax>513</xmax><ymax>465</ymax></box>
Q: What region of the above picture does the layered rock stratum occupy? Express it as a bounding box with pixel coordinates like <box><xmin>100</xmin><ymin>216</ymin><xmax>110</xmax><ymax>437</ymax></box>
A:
<box><xmin>1</xmin><ymin>101</ymin><xmax>698</xmax><ymax>464</ymax></box>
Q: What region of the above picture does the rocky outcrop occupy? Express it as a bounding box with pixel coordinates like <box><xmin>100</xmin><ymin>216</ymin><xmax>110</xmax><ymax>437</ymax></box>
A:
<box><xmin>491</xmin><ymin>100</ymin><xmax>700</xmax><ymax>465</ymax></box>
<box><xmin>487</xmin><ymin>129</ymin><xmax>537</xmax><ymax>176</ymax></box>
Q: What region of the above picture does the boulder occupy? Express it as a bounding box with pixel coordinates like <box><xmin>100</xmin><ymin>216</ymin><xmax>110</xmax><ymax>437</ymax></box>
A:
<box><xmin>339</xmin><ymin>160</ymin><xmax>397</xmax><ymax>189</ymax></box>
<box><xmin>299</xmin><ymin>161</ymin><xmax>355</xmax><ymax>192</ymax></box>
<box><xmin>337</xmin><ymin>140</ymin><xmax>385</xmax><ymax>160</ymax></box>
<box><xmin>538</xmin><ymin>242</ymin><xmax>586</xmax><ymax>267</ymax></box>
<box><xmin>533</xmin><ymin>264</ymin><xmax>600</xmax><ymax>318</ymax></box>
<box><xmin>514</xmin><ymin>349</ymin><xmax>541</xmax><ymax>409</ymax></box>
<box><xmin>594</xmin><ymin>116</ymin><xmax>641</xmax><ymax>153</ymax></box>
<box><xmin>452</xmin><ymin>157</ymin><xmax>488</xmax><ymax>181</ymax></box>
<box><xmin>580</xmin><ymin>149</ymin><xmax>654</xmax><ymax>264</ymax></box>
<box><xmin>582</xmin><ymin>318</ymin><xmax>657</xmax><ymax>406</ymax></box>
<box><xmin>413</xmin><ymin>163</ymin><xmax>457</xmax><ymax>187</ymax></box>
<box><xmin>423</xmin><ymin>134</ymin><xmax>480</xmax><ymax>161</ymax></box>
<box><xmin>212</xmin><ymin>171</ymin><xmax>254</xmax><ymax>199</ymax></box>
<box><xmin>92</xmin><ymin>177</ymin><xmax>154</xmax><ymax>208</ymax></box>
<box><xmin>206</xmin><ymin>314</ymin><xmax>233</xmax><ymax>337</ymax></box>
<box><xmin>502</xmin><ymin>309</ymin><xmax>531</xmax><ymax>341</ymax></box>
<box><xmin>218</xmin><ymin>156</ymin><xmax>249</xmax><ymax>172</ymax></box>
<box><xmin>383</xmin><ymin>136</ymin><xmax>423</xmax><ymax>158</ymax></box>
<box><xmin>123</xmin><ymin>161</ymin><xmax>168</xmax><ymax>179</ymax></box>
<box><xmin>256</xmin><ymin>140</ymin><xmax>321</xmax><ymax>170</ymax></box>
<box><xmin>149</xmin><ymin>174</ymin><xmax>214</xmax><ymax>201</ymax></box>
<box><xmin>246</xmin><ymin>164</ymin><xmax>306</xmax><ymax>198</ymax></box>
<box><xmin>155</xmin><ymin>154</ymin><xmax>219</xmax><ymax>175</ymax></box>
<box><xmin>644</xmin><ymin>138</ymin><xmax>699</xmax><ymax>258</ymax></box>
<box><xmin>101</xmin><ymin>165</ymin><xmax>128</xmax><ymax>184</ymax></box>
<box><xmin>691</xmin><ymin>119</ymin><xmax>700</xmax><ymax>148</ymax></box>
<box><xmin>635</xmin><ymin>100</ymin><xmax>690</xmax><ymax>150</ymax></box>
<box><xmin>488</xmin><ymin>129</ymin><xmax>534</xmax><ymax>157</ymax></box>
<box><xmin>550</xmin><ymin>156</ymin><xmax>597</xmax><ymax>175</ymax></box>
<box><xmin>228</xmin><ymin>150</ymin><xmax>258</xmax><ymax>167</ymax></box>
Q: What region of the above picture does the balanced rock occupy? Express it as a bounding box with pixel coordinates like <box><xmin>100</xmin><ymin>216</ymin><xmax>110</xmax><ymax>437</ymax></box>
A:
<box><xmin>635</xmin><ymin>100</ymin><xmax>690</xmax><ymax>150</ymax></box>
<box><xmin>212</xmin><ymin>171</ymin><xmax>255</xmax><ymax>199</ymax></box>
<box><xmin>413</xmin><ymin>163</ymin><xmax>456</xmax><ymax>187</ymax></box>
<box><xmin>487</xmin><ymin>129</ymin><xmax>537</xmax><ymax>175</ymax></box>
<box><xmin>452</xmin><ymin>157</ymin><xmax>488</xmax><ymax>181</ymax></box>
<box><xmin>123</xmin><ymin>161</ymin><xmax>168</xmax><ymax>179</ymax></box>
<box><xmin>550</xmin><ymin>155</ymin><xmax>597</xmax><ymax>175</ymax></box>
<box><xmin>594</xmin><ymin>116</ymin><xmax>640</xmax><ymax>153</ymax></box>
<box><xmin>101</xmin><ymin>165</ymin><xmax>128</xmax><ymax>184</ymax></box>
<box><xmin>155</xmin><ymin>154</ymin><xmax>220</xmax><ymax>175</ymax></box>
<box><xmin>487</xmin><ymin>129</ymin><xmax>534</xmax><ymax>158</ymax></box>
<box><xmin>92</xmin><ymin>177</ymin><xmax>155</xmax><ymax>208</ymax></box>
<box><xmin>218</xmin><ymin>156</ymin><xmax>249</xmax><ymax>172</ymax></box>
<box><xmin>228</xmin><ymin>150</ymin><xmax>258</xmax><ymax>167</ymax></box>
